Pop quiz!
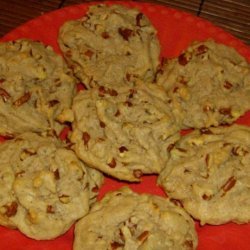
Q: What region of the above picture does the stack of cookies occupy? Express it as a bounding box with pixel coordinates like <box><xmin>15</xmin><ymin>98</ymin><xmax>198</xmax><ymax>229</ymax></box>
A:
<box><xmin>0</xmin><ymin>3</ymin><xmax>249</xmax><ymax>250</ymax></box>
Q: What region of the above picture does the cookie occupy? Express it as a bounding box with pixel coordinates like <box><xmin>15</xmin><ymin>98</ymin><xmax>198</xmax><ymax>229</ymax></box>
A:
<box><xmin>74</xmin><ymin>187</ymin><xmax>198</xmax><ymax>250</ymax></box>
<box><xmin>69</xmin><ymin>82</ymin><xmax>180</xmax><ymax>182</ymax></box>
<box><xmin>0</xmin><ymin>39</ymin><xmax>76</xmax><ymax>136</ymax></box>
<box><xmin>58</xmin><ymin>4</ymin><xmax>160</xmax><ymax>89</ymax></box>
<box><xmin>0</xmin><ymin>133</ymin><xmax>93</xmax><ymax>240</ymax></box>
<box><xmin>156</xmin><ymin>40</ymin><xmax>250</xmax><ymax>128</ymax></box>
<box><xmin>158</xmin><ymin>125</ymin><xmax>250</xmax><ymax>225</ymax></box>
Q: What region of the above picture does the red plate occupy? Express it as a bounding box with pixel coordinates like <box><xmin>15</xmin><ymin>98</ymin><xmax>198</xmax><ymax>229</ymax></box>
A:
<box><xmin>0</xmin><ymin>1</ymin><xmax>250</xmax><ymax>250</ymax></box>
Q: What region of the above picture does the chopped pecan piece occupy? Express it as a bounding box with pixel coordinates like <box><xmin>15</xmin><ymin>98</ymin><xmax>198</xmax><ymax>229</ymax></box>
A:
<box><xmin>99</xmin><ymin>121</ymin><xmax>106</xmax><ymax>128</ymax></box>
<box><xmin>231</xmin><ymin>146</ymin><xmax>239</xmax><ymax>156</ymax></box>
<box><xmin>115</xmin><ymin>109</ymin><xmax>121</xmax><ymax>117</ymax></box>
<box><xmin>184</xmin><ymin>168</ymin><xmax>191</xmax><ymax>174</ymax></box>
<box><xmin>137</xmin><ymin>231</ymin><xmax>149</xmax><ymax>242</ymax></box>
<box><xmin>108</xmin><ymin>158</ymin><xmax>116</xmax><ymax>168</ymax></box>
<box><xmin>133</xmin><ymin>169</ymin><xmax>142</xmax><ymax>179</ymax></box>
<box><xmin>110</xmin><ymin>242</ymin><xmax>124</xmax><ymax>250</ymax></box>
<box><xmin>82</xmin><ymin>132</ymin><xmax>91</xmax><ymax>145</ymax></box>
<box><xmin>108</xmin><ymin>88</ymin><xmax>118</xmax><ymax>96</ymax></box>
<box><xmin>98</xmin><ymin>86</ymin><xmax>106</xmax><ymax>97</ymax></box>
<box><xmin>118</xmin><ymin>28</ymin><xmax>133</xmax><ymax>41</ymax></box>
<box><xmin>223</xmin><ymin>81</ymin><xmax>233</xmax><ymax>89</ymax></box>
<box><xmin>119</xmin><ymin>146</ymin><xmax>128</xmax><ymax>153</ymax></box>
<box><xmin>184</xmin><ymin>240</ymin><xmax>193</xmax><ymax>249</ymax></box>
<box><xmin>84</xmin><ymin>49</ymin><xmax>94</xmax><ymax>58</ymax></box>
<box><xmin>78</xmin><ymin>82</ymin><xmax>88</xmax><ymax>91</ymax></box>
<box><xmin>202</xmin><ymin>194</ymin><xmax>212</xmax><ymax>200</ymax></box>
<box><xmin>0</xmin><ymin>133</ymin><xmax>14</xmax><ymax>140</ymax></box>
<box><xmin>124</xmin><ymin>101</ymin><xmax>133</xmax><ymax>107</ymax></box>
<box><xmin>173</xmin><ymin>86</ymin><xmax>179</xmax><ymax>93</ymax></box>
<box><xmin>46</xmin><ymin>205</ymin><xmax>55</xmax><ymax>214</ymax></box>
<box><xmin>48</xmin><ymin>99</ymin><xmax>59</xmax><ymax>107</ymax></box>
<box><xmin>4</xmin><ymin>202</ymin><xmax>18</xmax><ymax>217</ymax></box>
<box><xmin>54</xmin><ymin>169</ymin><xmax>60</xmax><ymax>180</ymax></box>
<box><xmin>231</xmin><ymin>146</ymin><xmax>248</xmax><ymax>156</ymax></box>
<box><xmin>101</xmin><ymin>31</ymin><xmax>110</xmax><ymax>39</ymax></box>
<box><xmin>126</xmin><ymin>73</ymin><xmax>131</xmax><ymax>81</ymax></box>
<box><xmin>221</xmin><ymin>176</ymin><xmax>236</xmax><ymax>193</ymax></box>
<box><xmin>128</xmin><ymin>89</ymin><xmax>137</xmax><ymax>98</ymax></box>
<box><xmin>0</xmin><ymin>87</ymin><xmax>11</xmax><ymax>102</ymax></box>
<box><xmin>219</xmin><ymin>107</ymin><xmax>232</xmax><ymax>116</ymax></box>
<box><xmin>178</xmin><ymin>53</ymin><xmax>189</xmax><ymax>66</ymax></box>
<box><xmin>196</xmin><ymin>45</ymin><xmax>208</xmax><ymax>56</ymax></box>
<box><xmin>167</xmin><ymin>143</ymin><xmax>175</xmax><ymax>152</ymax></box>
<box><xmin>0</xmin><ymin>79</ymin><xmax>5</xmax><ymax>84</ymax></box>
<box><xmin>136</xmin><ymin>13</ymin><xmax>144</xmax><ymax>27</ymax></box>
<box><xmin>13</xmin><ymin>92</ymin><xmax>31</xmax><ymax>106</ymax></box>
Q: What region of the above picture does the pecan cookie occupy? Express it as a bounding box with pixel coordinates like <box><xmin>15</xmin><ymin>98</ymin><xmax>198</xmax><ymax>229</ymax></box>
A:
<box><xmin>0</xmin><ymin>39</ymin><xmax>76</xmax><ymax>136</ymax></box>
<box><xmin>158</xmin><ymin>125</ymin><xmax>250</xmax><ymax>225</ymax></box>
<box><xmin>69</xmin><ymin>82</ymin><xmax>180</xmax><ymax>182</ymax></box>
<box><xmin>156</xmin><ymin>40</ymin><xmax>250</xmax><ymax>128</ymax></box>
<box><xmin>74</xmin><ymin>187</ymin><xmax>198</xmax><ymax>250</ymax></box>
<box><xmin>58</xmin><ymin>4</ymin><xmax>160</xmax><ymax>89</ymax></box>
<box><xmin>0</xmin><ymin>133</ymin><xmax>98</xmax><ymax>240</ymax></box>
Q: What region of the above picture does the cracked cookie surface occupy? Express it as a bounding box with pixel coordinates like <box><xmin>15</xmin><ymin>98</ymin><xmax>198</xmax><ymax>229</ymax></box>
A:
<box><xmin>158</xmin><ymin>125</ymin><xmax>250</xmax><ymax>225</ymax></box>
<box><xmin>74</xmin><ymin>187</ymin><xmax>197</xmax><ymax>250</ymax></box>
<box><xmin>0</xmin><ymin>132</ymin><xmax>102</xmax><ymax>239</ymax></box>
<box><xmin>0</xmin><ymin>39</ymin><xmax>76</xmax><ymax>136</ymax></box>
<box><xmin>59</xmin><ymin>4</ymin><xmax>160</xmax><ymax>89</ymax></box>
<box><xmin>156</xmin><ymin>40</ymin><xmax>250</xmax><ymax>129</ymax></box>
<box><xmin>70</xmin><ymin>82</ymin><xmax>180</xmax><ymax>182</ymax></box>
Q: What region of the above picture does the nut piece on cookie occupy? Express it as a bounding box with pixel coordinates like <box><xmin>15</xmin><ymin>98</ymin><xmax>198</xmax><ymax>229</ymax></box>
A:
<box><xmin>58</xmin><ymin>4</ymin><xmax>160</xmax><ymax>89</ymax></box>
<box><xmin>158</xmin><ymin>124</ymin><xmax>250</xmax><ymax>225</ymax></box>
<box><xmin>0</xmin><ymin>39</ymin><xmax>76</xmax><ymax>136</ymax></box>
<box><xmin>70</xmin><ymin>81</ymin><xmax>180</xmax><ymax>182</ymax></box>
<box><xmin>156</xmin><ymin>40</ymin><xmax>250</xmax><ymax>129</ymax></box>
<box><xmin>74</xmin><ymin>187</ymin><xmax>198</xmax><ymax>250</ymax></box>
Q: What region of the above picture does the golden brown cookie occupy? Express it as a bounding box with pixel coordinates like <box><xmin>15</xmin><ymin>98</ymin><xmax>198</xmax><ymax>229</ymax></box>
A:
<box><xmin>59</xmin><ymin>4</ymin><xmax>160</xmax><ymax>89</ymax></box>
<box><xmin>0</xmin><ymin>39</ymin><xmax>76</xmax><ymax>136</ymax></box>
<box><xmin>158</xmin><ymin>125</ymin><xmax>250</xmax><ymax>225</ymax></box>
<box><xmin>70</xmin><ymin>82</ymin><xmax>180</xmax><ymax>182</ymax></box>
<box><xmin>156</xmin><ymin>40</ymin><xmax>250</xmax><ymax>128</ymax></box>
<box><xmin>0</xmin><ymin>133</ymin><xmax>93</xmax><ymax>240</ymax></box>
<box><xmin>74</xmin><ymin>187</ymin><xmax>198</xmax><ymax>250</ymax></box>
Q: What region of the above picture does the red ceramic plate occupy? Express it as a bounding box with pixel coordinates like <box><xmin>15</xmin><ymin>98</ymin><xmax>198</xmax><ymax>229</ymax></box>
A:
<box><xmin>0</xmin><ymin>1</ymin><xmax>250</xmax><ymax>250</ymax></box>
